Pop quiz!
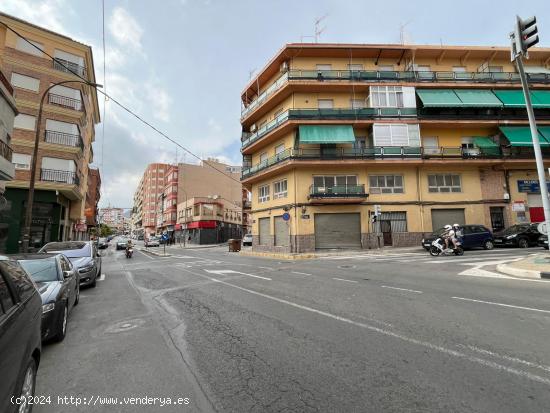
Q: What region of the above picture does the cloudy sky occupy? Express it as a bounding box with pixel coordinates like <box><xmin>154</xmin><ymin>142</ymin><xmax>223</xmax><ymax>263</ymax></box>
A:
<box><xmin>2</xmin><ymin>0</ymin><xmax>550</xmax><ymax>208</ymax></box>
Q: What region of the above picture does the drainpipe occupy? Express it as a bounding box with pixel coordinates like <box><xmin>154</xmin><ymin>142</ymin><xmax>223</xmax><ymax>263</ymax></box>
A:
<box><xmin>416</xmin><ymin>166</ymin><xmax>425</xmax><ymax>234</ymax></box>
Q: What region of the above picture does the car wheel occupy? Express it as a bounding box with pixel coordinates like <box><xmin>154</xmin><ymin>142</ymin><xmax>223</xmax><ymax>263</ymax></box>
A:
<box><xmin>518</xmin><ymin>238</ymin><xmax>529</xmax><ymax>248</ymax></box>
<box><xmin>74</xmin><ymin>285</ymin><xmax>80</xmax><ymax>306</ymax></box>
<box><xmin>483</xmin><ymin>240</ymin><xmax>494</xmax><ymax>250</ymax></box>
<box><xmin>53</xmin><ymin>303</ymin><xmax>68</xmax><ymax>342</ymax></box>
<box><xmin>90</xmin><ymin>276</ymin><xmax>97</xmax><ymax>288</ymax></box>
<box><xmin>16</xmin><ymin>358</ymin><xmax>37</xmax><ymax>413</ymax></box>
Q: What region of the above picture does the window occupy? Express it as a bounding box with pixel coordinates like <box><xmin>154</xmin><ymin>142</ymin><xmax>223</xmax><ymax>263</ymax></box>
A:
<box><xmin>415</xmin><ymin>65</ymin><xmax>431</xmax><ymax>72</ymax></box>
<box><xmin>488</xmin><ymin>66</ymin><xmax>504</xmax><ymax>73</ymax></box>
<box><xmin>202</xmin><ymin>204</ymin><xmax>214</xmax><ymax>216</ymax></box>
<box><xmin>41</xmin><ymin>157</ymin><xmax>76</xmax><ymax>172</ymax></box>
<box><xmin>423</xmin><ymin>137</ymin><xmax>439</xmax><ymax>155</ymax></box>
<box><xmin>14</xmin><ymin>114</ymin><xmax>36</xmax><ymax>131</ymax></box>
<box><xmin>316</xmin><ymin>64</ymin><xmax>332</xmax><ymax>71</ymax></box>
<box><xmin>258</xmin><ymin>185</ymin><xmax>270</xmax><ymax>203</ymax></box>
<box><xmin>12</xmin><ymin>153</ymin><xmax>31</xmax><ymax>170</ymax></box>
<box><xmin>2</xmin><ymin>261</ymin><xmax>35</xmax><ymax>302</ymax></box>
<box><xmin>259</xmin><ymin>152</ymin><xmax>268</xmax><ymax>163</ymax></box>
<box><xmin>273</xmin><ymin>179</ymin><xmax>288</xmax><ymax>199</ymax></box>
<box><xmin>0</xmin><ymin>271</ymin><xmax>16</xmax><ymax>313</ymax></box>
<box><xmin>461</xmin><ymin>137</ymin><xmax>479</xmax><ymax>155</ymax></box>
<box><xmin>372</xmin><ymin>123</ymin><xmax>420</xmax><ymax>147</ymax></box>
<box><xmin>369</xmin><ymin>175</ymin><xmax>404</xmax><ymax>194</ymax></box>
<box><xmin>10</xmin><ymin>73</ymin><xmax>40</xmax><ymax>92</ymax></box>
<box><xmin>348</xmin><ymin>64</ymin><xmax>363</xmax><ymax>71</ymax></box>
<box><xmin>16</xmin><ymin>37</ymin><xmax>44</xmax><ymax>57</ymax></box>
<box><xmin>428</xmin><ymin>174</ymin><xmax>462</xmax><ymax>193</ymax></box>
<box><xmin>350</xmin><ymin>99</ymin><xmax>365</xmax><ymax>109</ymax></box>
<box><xmin>275</xmin><ymin>143</ymin><xmax>285</xmax><ymax>155</ymax></box>
<box><xmin>369</xmin><ymin>86</ymin><xmax>404</xmax><ymax>108</ymax></box>
<box><xmin>313</xmin><ymin>175</ymin><xmax>357</xmax><ymax>189</ymax></box>
<box><xmin>378</xmin><ymin>65</ymin><xmax>394</xmax><ymax>71</ymax></box>
<box><xmin>318</xmin><ymin>99</ymin><xmax>333</xmax><ymax>109</ymax></box>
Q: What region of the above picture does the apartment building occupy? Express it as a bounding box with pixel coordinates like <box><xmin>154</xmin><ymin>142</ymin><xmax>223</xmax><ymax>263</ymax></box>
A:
<box><xmin>156</xmin><ymin>164</ymin><xmax>178</xmax><ymax>238</ymax></box>
<box><xmin>0</xmin><ymin>12</ymin><xmax>100</xmax><ymax>252</ymax></box>
<box><xmin>240</xmin><ymin>43</ymin><xmax>550</xmax><ymax>253</ymax></box>
<box><xmin>85</xmin><ymin>167</ymin><xmax>100</xmax><ymax>232</ymax></box>
<box><xmin>176</xmin><ymin>196</ymin><xmax>243</xmax><ymax>244</ymax></box>
<box><xmin>134</xmin><ymin>163</ymin><xmax>170</xmax><ymax>236</ymax></box>
<box><xmin>99</xmin><ymin>207</ymin><xmax>124</xmax><ymax>231</ymax></box>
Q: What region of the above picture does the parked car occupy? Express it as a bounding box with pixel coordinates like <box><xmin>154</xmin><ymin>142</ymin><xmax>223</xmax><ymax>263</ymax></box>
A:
<box><xmin>422</xmin><ymin>225</ymin><xmax>494</xmax><ymax>250</ymax></box>
<box><xmin>145</xmin><ymin>237</ymin><xmax>160</xmax><ymax>247</ymax></box>
<box><xmin>242</xmin><ymin>233</ymin><xmax>253</xmax><ymax>246</ymax></box>
<box><xmin>97</xmin><ymin>237</ymin><xmax>109</xmax><ymax>249</ymax></box>
<box><xmin>15</xmin><ymin>253</ymin><xmax>79</xmax><ymax>342</ymax></box>
<box><xmin>538</xmin><ymin>234</ymin><xmax>548</xmax><ymax>249</ymax></box>
<box><xmin>40</xmin><ymin>241</ymin><xmax>101</xmax><ymax>288</ymax></box>
<box><xmin>493</xmin><ymin>223</ymin><xmax>540</xmax><ymax>248</ymax></box>
<box><xmin>116</xmin><ymin>238</ymin><xmax>129</xmax><ymax>250</ymax></box>
<box><xmin>0</xmin><ymin>257</ymin><xmax>42</xmax><ymax>413</ymax></box>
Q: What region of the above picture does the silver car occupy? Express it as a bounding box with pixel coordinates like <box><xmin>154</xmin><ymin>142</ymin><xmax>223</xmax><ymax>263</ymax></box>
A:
<box><xmin>40</xmin><ymin>241</ymin><xmax>101</xmax><ymax>288</ymax></box>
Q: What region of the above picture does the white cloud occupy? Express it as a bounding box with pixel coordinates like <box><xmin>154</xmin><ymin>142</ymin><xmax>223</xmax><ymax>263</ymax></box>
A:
<box><xmin>1</xmin><ymin>0</ymin><xmax>70</xmax><ymax>35</ymax></box>
<box><xmin>108</xmin><ymin>7</ymin><xmax>144</xmax><ymax>53</ymax></box>
<box><xmin>145</xmin><ymin>84</ymin><xmax>172</xmax><ymax>122</ymax></box>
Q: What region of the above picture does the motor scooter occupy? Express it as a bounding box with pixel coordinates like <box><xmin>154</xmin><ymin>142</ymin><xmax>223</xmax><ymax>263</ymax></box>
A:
<box><xmin>125</xmin><ymin>247</ymin><xmax>133</xmax><ymax>259</ymax></box>
<box><xmin>429</xmin><ymin>237</ymin><xmax>464</xmax><ymax>256</ymax></box>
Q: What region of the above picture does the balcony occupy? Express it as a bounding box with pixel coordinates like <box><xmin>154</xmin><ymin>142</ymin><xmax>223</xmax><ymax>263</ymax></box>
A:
<box><xmin>40</xmin><ymin>169</ymin><xmax>80</xmax><ymax>185</ymax></box>
<box><xmin>0</xmin><ymin>138</ymin><xmax>13</xmax><ymax>162</ymax></box>
<box><xmin>241</xmin><ymin>146</ymin><xmax>545</xmax><ymax>180</ymax></box>
<box><xmin>242</xmin><ymin>72</ymin><xmax>288</xmax><ymax>118</ymax></box>
<box><xmin>48</xmin><ymin>93</ymin><xmax>83</xmax><ymax>111</ymax></box>
<box><xmin>309</xmin><ymin>184</ymin><xmax>368</xmax><ymax>204</ymax></box>
<box><xmin>53</xmin><ymin>58</ymin><xmax>87</xmax><ymax>77</ymax></box>
<box><xmin>44</xmin><ymin>130</ymin><xmax>83</xmax><ymax>150</ymax></box>
<box><xmin>0</xmin><ymin>138</ymin><xmax>15</xmax><ymax>181</ymax></box>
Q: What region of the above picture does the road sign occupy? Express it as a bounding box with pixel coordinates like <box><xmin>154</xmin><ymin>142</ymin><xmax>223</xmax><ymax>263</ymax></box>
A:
<box><xmin>282</xmin><ymin>212</ymin><xmax>291</xmax><ymax>221</ymax></box>
<box><xmin>538</xmin><ymin>222</ymin><xmax>548</xmax><ymax>235</ymax></box>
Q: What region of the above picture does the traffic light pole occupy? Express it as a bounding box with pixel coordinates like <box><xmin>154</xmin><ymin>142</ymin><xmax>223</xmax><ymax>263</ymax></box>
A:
<box><xmin>513</xmin><ymin>42</ymin><xmax>550</xmax><ymax>239</ymax></box>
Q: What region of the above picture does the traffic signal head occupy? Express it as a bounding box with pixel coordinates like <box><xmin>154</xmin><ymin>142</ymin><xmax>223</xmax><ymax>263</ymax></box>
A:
<box><xmin>515</xmin><ymin>15</ymin><xmax>539</xmax><ymax>57</ymax></box>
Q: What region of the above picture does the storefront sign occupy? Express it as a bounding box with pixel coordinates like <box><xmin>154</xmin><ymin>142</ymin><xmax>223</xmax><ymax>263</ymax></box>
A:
<box><xmin>512</xmin><ymin>201</ymin><xmax>526</xmax><ymax>212</ymax></box>
<box><xmin>517</xmin><ymin>180</ymin><xmax>550</xmax><ymax>193</ymax></box>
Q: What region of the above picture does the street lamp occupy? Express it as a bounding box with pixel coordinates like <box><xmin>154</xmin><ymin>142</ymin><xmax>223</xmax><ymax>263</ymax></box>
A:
<box><xmin>180</xmin><ymin>188</ymin><xmax>187</xmax><ymax>247</ymax></box>
<box><xmin>21</xmin><ymin>80</ymin><xmax>102</xmax><ymax>252</ymax></box>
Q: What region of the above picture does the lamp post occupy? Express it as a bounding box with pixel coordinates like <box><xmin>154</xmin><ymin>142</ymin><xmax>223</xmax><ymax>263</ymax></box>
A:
<box><xmin>21</xmin><ymin>80</ymin><xmax>102</xmax><ymax>252</ymax></box>
<box><xmin>179</xmin><ymin>188</ymin><xmax>188</xmax><ymax>247</ymax></box>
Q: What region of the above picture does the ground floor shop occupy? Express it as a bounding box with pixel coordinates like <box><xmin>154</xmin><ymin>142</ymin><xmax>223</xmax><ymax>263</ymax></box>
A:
<box><xmin>175</xmin><ymin>221</ymin><xmax>243</xmax><ymax>245</ymax></box>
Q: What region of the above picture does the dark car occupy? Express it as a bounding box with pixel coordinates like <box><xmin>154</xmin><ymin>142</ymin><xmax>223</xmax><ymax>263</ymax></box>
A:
<box><xmin>538</xmin><ymin>234</ymin><xmax>548</xmax><ymax>249</ymax></box>
<box><xmin>422</xmin><ymin>225</ymin><xmax>494</xmax><ymax>250</ymax></box>
<box><xmin>493</xmin><ymin>223</ymin><xmax>540</xmax><ymax>248</ymax></box>
<box><xmin>97</xmin><ymin>238</ymin><xmax>108</xmax><ymax>249</ymax></box>
<box><xmin>40</xmin><ymin>241</ymin><xmax>101</xmax><ymax>288</ymax></box>
<box><xmin>116</xmin><ymin>238</ymin><xmax>128</xmax><ymax>250</ymax></box>
<box><xmin>15</xmin><ymin>254</ymin><xmax>79</xmax><ymax>342</ymax></box>
<box><xmin>0</xmin><ymin>257</ymin><xmax>42</xmax><ymax>413</ymax></box>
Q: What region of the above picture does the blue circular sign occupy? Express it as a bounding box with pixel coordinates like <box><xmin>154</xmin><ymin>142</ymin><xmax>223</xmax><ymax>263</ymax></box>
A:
<box><xmin>282</xmin><ymin>212</ymin><xmax>291</xmax><ymax>221</ymax></box>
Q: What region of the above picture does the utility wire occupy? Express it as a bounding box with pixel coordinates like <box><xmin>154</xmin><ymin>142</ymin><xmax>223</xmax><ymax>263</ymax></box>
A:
<box><xmin>0</xmin><ymin>21</ymin><xmax>243</xmax><ymax>186</ymax></box>
<box><xmin>101</xmin><ymin>0</ymin><xmax>106</xmax><ymax>172</ymax></box>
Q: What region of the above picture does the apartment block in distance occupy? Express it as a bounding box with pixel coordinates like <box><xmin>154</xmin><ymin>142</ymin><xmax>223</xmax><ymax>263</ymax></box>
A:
<box><xmin>240</xmin><ymin>43</ymin><xmax>550</xmax><ymax>253</ymax></box>
<box><xmin>85</xmin><ymin>167</ymin><xmax>100</xmax><ymax>232</ymax></box>
<box><xmin>99</xmin><ymin>207</ymin><xmax>125</xmax><ymax>231</ymax></box>
<box><xmin>0</xmin><ymin>12</ymin><xmax>100</xmax><ymax>252</ymax></box>
<box><xmin>134</xmin><ymin>163</ymin><xmax>170</xmax><ymax>237</ymax></box>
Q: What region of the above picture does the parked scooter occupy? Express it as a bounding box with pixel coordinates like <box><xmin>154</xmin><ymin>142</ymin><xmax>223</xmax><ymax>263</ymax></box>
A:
<box><xmin>125</xmin><ymin>247</ymin><xmax>133</xmax><ymax>259</ymax></box>
<box><xmin>429</xmin><ymin>237</ymin><xmax>464</xmax><ymax>256</ymax></box>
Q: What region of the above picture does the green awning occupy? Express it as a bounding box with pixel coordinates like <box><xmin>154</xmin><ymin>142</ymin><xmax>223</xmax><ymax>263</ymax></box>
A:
<box><xmin>298</xmin><ymin>125</ymin><xmax>356</xmax><ymax>144</ymax></box>
<box><xmin>532</xmin><ymin>91</ymin><xmax>550</xmax><ymax>108</ymax></box>
<box><xmin>538</xmin><ymin>126</ymin><xmax>550</xmax><ymax>141</ymax></box>
<box><xmin>499</xmin><ymin>126</ymin><xmax>550</xmax><ymax>147</ymax></box>
<box><xmin>416</xmin><ymin>89</ymin><xmax>463</xmax><ymax>107</ymax></box>
<box><xmin>473</xmin><ymin>137</ymin><xmax>499</xmax><ymax>148</ymax></box>
<box><xmin>453</xmin><ymin>89</ymin><xmax>503</xmax><ymax>107</ymax></box>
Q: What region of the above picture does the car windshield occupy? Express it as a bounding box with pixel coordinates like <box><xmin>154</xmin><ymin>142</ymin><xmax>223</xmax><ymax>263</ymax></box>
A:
<box><xmin>19</xmin><ymin>257</ymin><xmax>59</xmax><ymax>282</ymax></box>
<box><xmin>42</xmin><ymin>243</ymin><xmax>91</xmax><ymax>258</ymax></box>
<box><xmin>501</xmin><ymin>225</ymin><xmax>530</xmax><ymax>235</ymax></box>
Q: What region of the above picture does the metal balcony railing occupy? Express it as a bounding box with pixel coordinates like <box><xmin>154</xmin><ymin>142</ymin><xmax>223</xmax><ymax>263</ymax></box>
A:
<box><xmin>44</xmin><ymin>130</ymin><xmax>83</xmax><ymax>149</ymax></box>
<box><xmin>53</xmin><ymin>58</ymin><xmax>87</xmax><ymax>77</ymax></box>
<box><xmin>40</xmin><ymin>169</ymin><xmax>79</xmax><ymax>185</ymax></box>
<box><xmin>0</xmin><ymin>138</ymin><xmax>13</xmax><ymax>162</ymax></box>
<box><xmin>309</xmin><ymin>184</ymin><xmax>367</xmax><ymax>198</ymax></box>
<box><xmin>48</xmin><ymin>93</ymin><xmax>83</xmax><ymax>111</ymax></box>
<box><xmin>242</xmin><ymin>72</ymin><xmax>289</xmax><ymax>118</ymax></box>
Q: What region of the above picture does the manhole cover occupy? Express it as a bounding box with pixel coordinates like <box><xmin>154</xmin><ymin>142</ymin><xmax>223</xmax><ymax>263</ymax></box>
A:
<box><xmin>338</xmin><ymin>265</ymin><xmax>356</xmax><ymax>269</ymax></box>
<box><xmin>105</xmin><ymin>318</ymin><xmax>147</xmax><ymax>334</ymax></box>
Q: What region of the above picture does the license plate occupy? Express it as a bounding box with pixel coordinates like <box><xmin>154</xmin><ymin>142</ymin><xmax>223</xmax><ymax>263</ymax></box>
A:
<box><xmin>423</xmin><ymin>243</ymin><xmax>431</xmax><ymax>247</ymax></box>
<box><xmin>495</xmin><ymin>239</ymin><xmax>502</xmax><ymax>243</ymax></box>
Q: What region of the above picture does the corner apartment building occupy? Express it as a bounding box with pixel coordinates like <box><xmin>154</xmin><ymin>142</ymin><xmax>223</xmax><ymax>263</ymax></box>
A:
<box><xmin>0</xmin><ymin>12</ymin><xmax>100</xmax><ymax>252</ymax></box>
<box><xmin>156</xmin><ymin>164</ymin><xmax>178</xmax><ymax>237</ymax></box>
<box><xmin>240</xmin><ymin>43</ymin><xmax>550</xmax><ymax>253</ymax></box>
<box><xmin>99</xmin><ymin>207</ymin><xmax>124</xmax><ymax>231</ymax></box>
<box><xmin>134</xmin><ymin>163</ymin><xmax>170</xmax><ymax>236</ymax></box>
<box><xmin>85</xmin><ymin>167</ymin><xmax>100</xmax><ymax>231</ymax></box>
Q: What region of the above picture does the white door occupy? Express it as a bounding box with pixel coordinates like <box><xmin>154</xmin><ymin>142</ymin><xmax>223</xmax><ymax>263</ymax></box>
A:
<box><xmin>423</xmin><ymin>137</ymin><xmax>439</xmax><ymax>155</ymax></box>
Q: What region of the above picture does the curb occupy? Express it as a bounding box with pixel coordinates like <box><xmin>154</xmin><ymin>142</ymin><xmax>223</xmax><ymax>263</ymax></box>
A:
<box><xmin>239</xmin><ymin>251</ymin><xmax>316</xmax><ymax>260</ymax></box>
<box><xmin>496</xmin><ymin>263</ymin><xmax>542</xmax><ymax>279</ymax></box>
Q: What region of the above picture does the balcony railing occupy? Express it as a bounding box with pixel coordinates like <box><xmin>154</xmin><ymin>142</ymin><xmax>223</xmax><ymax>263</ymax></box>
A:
<box><xmin>241</xmin><ymin>146</ymin><xmax>544</xmax><ymax>179</ymax></box>
<box><xmin>53</xmin><ymin>58</ymin><xmax>87</xmax><ymax>77</ymax></box>
<box><xmin>309</xmin><ymin>184</ymin><xmax>367</xmax><ymax>198</ymax></box>
<box><xmin>0</xmin><ymin>139</ymin><xmax>13</xmax><ymax>162</ymax></box>
<box><xmin>40</xmin><ymin>169</ymin><xmax>79</xmax><ymax>185</ymax></box>
<box><xmin>242</xmin><ymin>72</ymin><xmax>289</xmax><ymax>118</ymax></box>
<box><xmin>44</xmin><ymin>130</ymin><xmax>83</xmax><ymax>149</ymax></box>
<box><xmin>48</xmin><ymin>93</ymin><xmax>83</xmax><ymax>111</ymax></box>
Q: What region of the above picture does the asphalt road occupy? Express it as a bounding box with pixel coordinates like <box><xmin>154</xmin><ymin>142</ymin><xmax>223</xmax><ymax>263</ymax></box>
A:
<box><xmin>35</xmin><ymin>243</ymin><xmax>550</xmax><ymax>412</ymax></box>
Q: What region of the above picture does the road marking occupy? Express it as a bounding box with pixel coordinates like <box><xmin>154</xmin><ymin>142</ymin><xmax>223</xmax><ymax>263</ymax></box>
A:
<box><xmin>204</xmin><ymin>269</ymin><xmax>271</xmax><ymax>281</ymax></box>
<box><xmin>97</xmin><ymin>274</ymin><xmax>106</xmax><ymax>281</ymax></box>
<box><xmin>461</xmin><ymin>345</ymin><xmax>550</xmax><ymax>373</ymax></box>
<box><xmin>182</xmin><ymin>269</ymin><xmax>550</xmax><ymax>387</ymax></box>
<box><xmin>452</xmin><ymin>297</ymin><xmax>550</xmax><ymax>314</ymax></box>
<box><xmin>381</xmin><ymin>285</ymin><xmax>423</xmax><ymax>294</ymax></box>
<box><xmin>258</xmin><ymin>266</ymin><xmax>274</xmax><ymax>270</ymax></box>
<box><xmin>137</xmin><ymin>249</ymin><xmax>154</xmax><ymax>260</ymax></box>
<box><xmin>291</xmin><ymin>271</ymin><xmax>313</xmax><ymax>276</ymax></box>
<box><xmin>332</xmin><ymin>277</ymin><xmax>358</xmax><ymax>283</ymax></box>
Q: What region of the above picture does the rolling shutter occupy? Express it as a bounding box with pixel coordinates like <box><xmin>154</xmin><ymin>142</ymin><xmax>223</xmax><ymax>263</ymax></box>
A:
<box><xmin>274</xmin><ymin>216</ymin><xmax>289</xmax><ymax>247</ymax></box>
<box><xmin>258</xmin><ymin>218</ymin><xmax>270</xmax><ymax>245</ymax></box>
<box><xmin>314</xmin><ymin>213</ymin><xmax>361</xmax><ymax>249</ymax></box>
<box><xmin>431</xmin><ymin>209</ymin><xmax>465</xmax><ymax>231</ymax></box>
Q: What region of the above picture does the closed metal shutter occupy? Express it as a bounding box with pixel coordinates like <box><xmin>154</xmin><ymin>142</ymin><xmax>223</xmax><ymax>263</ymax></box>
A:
<box><xmin>431</xmin><ymin>209</ymin><xmax>465</xmax><ymax>231</ymax></box>
<box><xmin>259</xmin><ymin>218</ymin><xmax>270</xmax><ymax>245</ymax></box>
<box><xmin>274</xmin><ymin>216</ymin><xmax>289</xmax><ymax>246</ymax></box>
<box><xmin>314</xmin><ymin>213</ymin><xmax>361</xmax><ymax>249</ymax></box>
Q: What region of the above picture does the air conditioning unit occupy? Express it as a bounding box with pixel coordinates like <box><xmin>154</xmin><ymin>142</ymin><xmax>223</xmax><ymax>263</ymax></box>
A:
<box><xmin>280</xmin><ymin>61</ymin><xmax>289</xmax><ymax>73</ymax></box>
<box><xmin>318</xmin><ymin>187</ymin><xmax>326</xmax><ymax>193</ymax></box>
<box><xmin>250</xmin><ymin>124</ymin><xmax>257</xmax><ymax>132</ymax></box>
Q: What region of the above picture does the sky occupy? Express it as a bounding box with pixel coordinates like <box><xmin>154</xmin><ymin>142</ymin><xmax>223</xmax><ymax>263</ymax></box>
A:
<box><xmin>2</xmin><ymin>0</ymin><xmax>550</xmax><ymax>209</ymax></box>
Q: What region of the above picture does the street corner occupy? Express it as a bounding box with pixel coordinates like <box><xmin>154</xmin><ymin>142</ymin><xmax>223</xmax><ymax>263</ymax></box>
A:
<box><xmin>238</xmin><ymin>250</ymin><xmax>317</xmax><ymax>260</ymax></box>
<box><xmin>496</xmin><ymin>253</ymin><xmax>550</xmax><ymax>279</ymax></box>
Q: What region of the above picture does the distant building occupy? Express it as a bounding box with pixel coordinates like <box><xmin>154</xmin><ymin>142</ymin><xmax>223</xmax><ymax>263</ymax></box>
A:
<box><xmin>99</xmin><ymin>207</ymin><xmax>124</xmax><ymax>231</ymax></box>
<box><xmin>85</xmin><ymin>167</ymin><xmax>100</xmax><ymax>233</ymax></box>
<box><xmin>133</xmin><ymin>163</ymin><xmax>170</xmax><ymax>236</ymax></box>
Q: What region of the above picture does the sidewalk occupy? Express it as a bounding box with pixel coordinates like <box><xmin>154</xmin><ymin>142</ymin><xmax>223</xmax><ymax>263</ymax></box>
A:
<box><xmin>240</xmin><ymin>246</ymin><xmax>425</xmax><ymax>260</ymax></box>
<box><xmin>139</xmin><ymin>243</ymin><xmax>226</xmax><ymax>257</ymax></box>
<box><xmin>497</xmin><ymin>253</ymin><xmax>550</xmax><ymax>280</ymax></box>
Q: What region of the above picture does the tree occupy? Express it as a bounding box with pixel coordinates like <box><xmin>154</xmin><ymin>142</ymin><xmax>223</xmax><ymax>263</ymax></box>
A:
<box><xmin>99</xmin><ymin>224</ymin><xmax>113</xmax><ymax>237</ymax></box>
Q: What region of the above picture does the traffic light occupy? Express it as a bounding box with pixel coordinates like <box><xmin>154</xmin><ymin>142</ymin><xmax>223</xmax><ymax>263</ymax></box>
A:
<box><xmin>515</xmin><ymin>15</ymin><xmax>539</xmax><ymax>57</ymax></box>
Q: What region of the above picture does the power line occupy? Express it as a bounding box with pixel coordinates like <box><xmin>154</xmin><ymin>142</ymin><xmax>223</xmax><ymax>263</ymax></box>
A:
<box><xmin>0</xmin><ymin>21</ymin><xmax>243</xmax><ymax>186</ymax></box>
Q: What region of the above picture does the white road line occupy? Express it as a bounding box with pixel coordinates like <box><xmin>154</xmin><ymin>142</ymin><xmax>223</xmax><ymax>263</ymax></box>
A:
<box><xmin>461</xmin><ymin>345</ymin><xmax>550</xmax><ymax>373</ymax></box>
<box><xmin>179</xmin><ymin>268</ymin><xmax>550</xmax><ymax>387</ymax></box>
<box><xmin>204</xmin><ymin>269</ymin><xmax>272</xmax><ymax>281</ymax></box>
<box><xmin>332</xmin><ymin>277</ymin><xmax>358</xmax><ymax>283</ymax></box>
<box><xmin>381</xmin><ymin>285</ymin><xmax>423</xmax><ymax>294</ymax></box>
<box><xmin>291</xmin><ymin>271</ymin><xmax>313</xmax><ymax>276</ymax></box>
<box><xmin>452</xmin><ymin>297</ymin><xmax>550</xmax><ymax>314</ymax></box>
<box><xmin>137</xmin><ymin>249</ymin><xmax>154</xmax><ymax>260</ymax></box>
<box><xmin>258</xmin><ymin>266</ymin><xmax>274</xmax><ymax>270</ymax></box>
<box><xmin>97</xmin><ymin>274</ymin><xmax>106</xmax><ymax>281</ymax></box>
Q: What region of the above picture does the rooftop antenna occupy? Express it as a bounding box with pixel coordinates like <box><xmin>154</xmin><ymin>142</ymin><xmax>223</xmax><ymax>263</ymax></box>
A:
<box><xmin>314</xmin><ymin>14</ymin><xmax>328</xmax><ymax>43</ymax></box>
<box><xmin>399</xmin><ymin>20</ymin><xmax>412</xmax><ymax>45</ymax></box>
<box><xmin>248</xmin><ymin>68</ymin><xmax>257</xmax><ymax>79</ymax></box>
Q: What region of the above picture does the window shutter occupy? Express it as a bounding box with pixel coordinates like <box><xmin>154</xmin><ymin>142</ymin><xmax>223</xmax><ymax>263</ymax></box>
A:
<box><xmin>373</xmin><ymin>124</ymin><xmax>392</xmax><ymax>146</ymax></box>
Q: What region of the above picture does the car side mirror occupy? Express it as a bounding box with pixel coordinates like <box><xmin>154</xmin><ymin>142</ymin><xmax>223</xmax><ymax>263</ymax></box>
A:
<box><xmin>96</xmin><ymin>252</ymin><xmax>101</xmax><ymax>257</ymax></box>
<box><xmin>63</xmin><ymin>270</ymin><xmax>71</xmax><ymax>279</ymax></box>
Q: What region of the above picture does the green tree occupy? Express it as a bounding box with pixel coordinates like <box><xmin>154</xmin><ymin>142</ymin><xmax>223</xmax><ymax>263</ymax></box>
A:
<box><xmin>99</xmin><ymin>224</ymin><xmax>113</xmax><ymax>237</ymax></box>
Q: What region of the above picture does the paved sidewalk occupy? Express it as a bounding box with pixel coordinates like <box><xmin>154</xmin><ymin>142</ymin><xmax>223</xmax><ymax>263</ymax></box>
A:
<box><xmin>497</xmin><ymin>253</ymin><xmax>550</xmax><ymax>279</ymax></box>
<box><xmin>240</xmin><ymin>245</ymin><xmax>425</xmax><ymax>260</ymax></box>
<box><xmin>139</xmin><ymin>243</ymin><xmax>226</xmax><ymax>257</ymax></box>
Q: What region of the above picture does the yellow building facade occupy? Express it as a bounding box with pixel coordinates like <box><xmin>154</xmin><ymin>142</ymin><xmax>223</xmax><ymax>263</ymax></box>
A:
<box><xmin>240</xmin><ymin>43</ymin><xmax>550</xmax><ymax>253</ymax></box>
